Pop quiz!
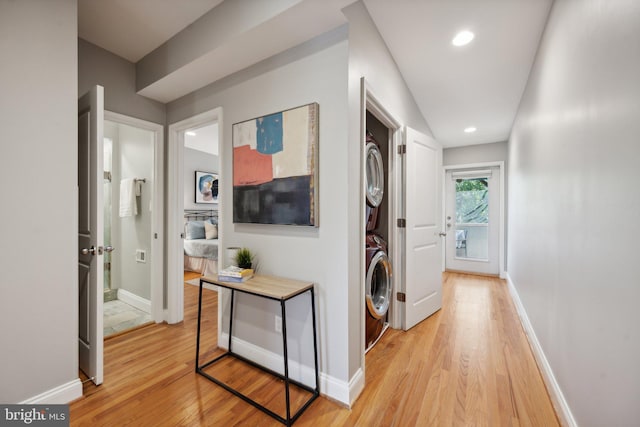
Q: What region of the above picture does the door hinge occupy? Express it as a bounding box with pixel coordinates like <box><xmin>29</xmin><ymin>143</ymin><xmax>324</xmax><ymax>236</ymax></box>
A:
<box><xmin>397</xmin><ymin>144</ymin><xmax>406</xmax><ymax>155</ymax></box>
<box><xmin>154</xmin><ymin>232</ymin><xmax>158</xmax><ymax>239</ymax></box>
<box><xmin>396</xmin><ymin>292</ymin><xmax>406</xmax><ymax>302</ymax></box>
<box><xmin>397</xmin><ymin>218</ymin><xmax>406</xmax><ymax>228</ymax></box>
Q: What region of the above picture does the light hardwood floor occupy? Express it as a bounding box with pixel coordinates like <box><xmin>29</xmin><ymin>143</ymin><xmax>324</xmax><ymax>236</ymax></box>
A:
<box><xmin>70</xmin><ymin>272</ymin><xmax>559</xmax><ymax>426</ymax></box>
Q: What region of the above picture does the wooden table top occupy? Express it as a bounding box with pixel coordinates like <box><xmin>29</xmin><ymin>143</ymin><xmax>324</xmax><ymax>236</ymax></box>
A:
<box><xmin>200</xmin><ymin>274</ymin><xmax>314</xmax><ymax>300</ymax></box>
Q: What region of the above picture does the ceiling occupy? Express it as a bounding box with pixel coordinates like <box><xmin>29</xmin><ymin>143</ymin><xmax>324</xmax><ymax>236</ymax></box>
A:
<box><xmin>78</xmin><ymin>0</ymin><xmax>553</xmax><ymax>148</ymax></box>
<box><xmin>78</xmin><ymin>0</ymin><xmax>225</xmax><ymax>63</ymax></box>
<box><xmin>185</xmin><ymin>123</ymin><xmax>219</xmax><ymax>156</ymax></box>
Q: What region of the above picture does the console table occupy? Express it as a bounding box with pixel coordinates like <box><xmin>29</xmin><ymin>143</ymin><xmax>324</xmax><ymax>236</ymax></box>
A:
<box><xmin>195</xmin><ymin>274</ymin><xmax>320</xmax><ymax>426</ymax></box>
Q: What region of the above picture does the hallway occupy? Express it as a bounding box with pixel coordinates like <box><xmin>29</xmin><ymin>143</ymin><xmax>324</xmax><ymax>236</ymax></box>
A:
<box><xmin>70</xmin><ymin>272</ymin><xmax>558</xmax><ymax>426</ymax></box>
<box><xmin>353</xmin><ymin>272</ymin><xmax>558</xmax><ymax>425</ymax></box>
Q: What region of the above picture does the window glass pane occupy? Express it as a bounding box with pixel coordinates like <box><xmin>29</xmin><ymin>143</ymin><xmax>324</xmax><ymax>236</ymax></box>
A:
<box><xmin>455</xmin><ymin>178</ymin><xmax>488</xmax><ymax>223</ymax></box>
<box><xmin>455</xmin><ymin>178</ymin><xmax>489</xmax><ymax>260</ymax></box>
<box><xmin>455</xmin><ymin>225</ymin><xmax>488</xmax><ymax>260</ymax></box>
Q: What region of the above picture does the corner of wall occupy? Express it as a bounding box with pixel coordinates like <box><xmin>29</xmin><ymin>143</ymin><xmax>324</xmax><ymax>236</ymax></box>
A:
<box><xmin>505</xmin><ymin>273</ymin><xmax>577</xmax><ymax>427</ymax></box>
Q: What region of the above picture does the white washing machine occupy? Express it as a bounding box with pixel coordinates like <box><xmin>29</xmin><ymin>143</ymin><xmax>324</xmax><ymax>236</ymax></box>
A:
<box><xmin>365</xmin><ymin>233</ymin><xmax>392</xmax><ymax>351</ymax></box>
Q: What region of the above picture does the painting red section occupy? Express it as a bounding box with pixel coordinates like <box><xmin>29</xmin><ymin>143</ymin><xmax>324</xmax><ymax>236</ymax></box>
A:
<box><xmin>233</xmin><ymin>145</ymin><xmax>273</xmax><ymax>186</ymax></box>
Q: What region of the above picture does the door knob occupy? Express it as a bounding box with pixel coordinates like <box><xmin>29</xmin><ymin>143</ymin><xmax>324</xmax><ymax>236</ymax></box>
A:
<box><xmin>104</xmin><ymin>246</ymin><xmax>115</xmax><ymax>253</ymax></box>
<box><xmin>439</xmin><ymin>232</ymin><xmax>447</xmax><ymax>237</ymax></box>
<box><xmin>81</xmin><ymin>246</ymin><xmax>97</xmax><ymax>255</ymax></box>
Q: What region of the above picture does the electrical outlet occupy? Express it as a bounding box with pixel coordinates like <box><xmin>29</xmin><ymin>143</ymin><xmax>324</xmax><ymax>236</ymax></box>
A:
<box><xmin>275</xmin><ymin>315</ymin><xmax>282</xmax><ymax>333</ymax></box>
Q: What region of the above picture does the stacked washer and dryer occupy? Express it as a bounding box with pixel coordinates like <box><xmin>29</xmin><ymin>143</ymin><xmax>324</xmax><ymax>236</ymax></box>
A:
<box><xmin>364</xmin><ymin>130</ymin><xmax>392</xmax><ymax>352</ymax></box>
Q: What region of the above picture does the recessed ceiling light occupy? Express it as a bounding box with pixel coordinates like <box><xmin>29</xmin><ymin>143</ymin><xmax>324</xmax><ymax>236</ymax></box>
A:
<box><xmin>186</xmin><ymin>131</ymin><xmax>196</xmax><ymax>136</ymax></box>
<box><xmin>452</xmin><ymin>30</ymin><xmax>475</xmax><ymax>46</ymax></box>
<box><xmin>464</xmin><ymin>127</ymin><xmax>477</xmax><ymax>133</ymax></box>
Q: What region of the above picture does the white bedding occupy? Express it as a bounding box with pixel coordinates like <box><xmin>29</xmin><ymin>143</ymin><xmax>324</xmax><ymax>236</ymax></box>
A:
<box><xmin>183</xmin><ymin>238</ymin><xmax>218</xmax><ymax>259</ymax></box>
<box><xmin>183</xmin><ymin>217</ymin><xmax>219</xmax><ymax>276</ymax></box>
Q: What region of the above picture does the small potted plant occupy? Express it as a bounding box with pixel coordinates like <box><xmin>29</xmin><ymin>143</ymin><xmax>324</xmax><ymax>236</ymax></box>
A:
<box><xmin>234</xmin><ymin>247</ymin><xmax>254</xmax><ymax>270</ymax></box>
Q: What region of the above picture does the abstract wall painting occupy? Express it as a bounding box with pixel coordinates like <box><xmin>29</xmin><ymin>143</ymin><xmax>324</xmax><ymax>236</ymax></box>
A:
<box><xmin>232</xmin><ymin>103</ymin><xmax>319</xmax><ymax>226</ymax></box>
<box><xmin>195</xmin><ymin>171</ymin><xmax>218</xmax><ymax>204</ymax></box>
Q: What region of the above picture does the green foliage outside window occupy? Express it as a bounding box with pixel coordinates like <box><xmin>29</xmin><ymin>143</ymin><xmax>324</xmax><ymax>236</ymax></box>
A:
<box><xmin>455</xmin><ymin>178</ymin><xmax>488</xmax><ymax>223</ymax></box>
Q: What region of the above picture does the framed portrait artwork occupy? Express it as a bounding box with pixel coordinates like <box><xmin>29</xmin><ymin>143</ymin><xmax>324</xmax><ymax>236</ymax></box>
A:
<box><xmin>195</xmin><ymin>171</ymin><xmax>218</xmax><ymax>204</ymax></box>
<box><xmin>232</xmin><ymin>103</ymin><xmax>319</xmax><ymax>226</ymax></box>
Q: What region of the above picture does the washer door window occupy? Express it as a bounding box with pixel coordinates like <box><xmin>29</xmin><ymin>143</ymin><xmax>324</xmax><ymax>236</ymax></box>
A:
<box><xmin>366</xmin><ymin>251</ymin><xmax>392</xmax><ymax>318</ymax></box>
<box><xmin>365</xmin><ymin>142</ymin><xmax>384</xmax><ymax>207</ymax></box>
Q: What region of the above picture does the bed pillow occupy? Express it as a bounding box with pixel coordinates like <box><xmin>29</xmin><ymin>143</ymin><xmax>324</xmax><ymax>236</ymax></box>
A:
<box><xmin>185</xmin><ymin>221</ymin><xmax>206</xmax><ymax>240</ymax></box>
<box><xmin>204</xmin><ymin>222</ymin><xmax>218</xmax><ymax>240</ymax></box>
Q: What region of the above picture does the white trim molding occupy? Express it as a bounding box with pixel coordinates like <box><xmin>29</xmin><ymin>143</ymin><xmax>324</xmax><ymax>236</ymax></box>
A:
<box><xmin>347</xmin><ymin>368</ymin><xmax>365</xmax><ymax>408</ymax></box>
<box><xmin>360</xmin><ymin>78</ymin><xmax>405</xmax><ymax>396</ymax></box>
<box><xmin>167</xmin><ymin>108</ymin><xmax>222</xmax><ymax>324</ymax></box>
<box><xmin>506</xmin><ymin>273</ymin><xmax>577</xmax><ymax>427</ymax></box>
<box><xmin>117</xmin><ymin>288</ymin><xmax>151</xmax><ymax>314</ymax></box>
<box><xmin>20</xmin><ymin>379</ymin><xmax>83</xmax><ymax>404</ymax></box>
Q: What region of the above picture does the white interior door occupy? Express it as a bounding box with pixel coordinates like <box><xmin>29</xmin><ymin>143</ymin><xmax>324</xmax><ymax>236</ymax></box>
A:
<box><xmin>404</xmin><ymin>127</ymin><xmax>443</xmax><ymax>330</ymax></box>
<box><xmin>445</xmin><ymin>167</ymin><xmax>500</xmax><ymax>275</ymax></box>
<box><xmin>78</xmin><ymin>85</ymin><xmax>104</xmax><ymax>385</ymax></box>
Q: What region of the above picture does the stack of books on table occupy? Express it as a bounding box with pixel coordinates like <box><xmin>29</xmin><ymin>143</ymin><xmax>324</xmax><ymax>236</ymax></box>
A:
<box><xmin>217</xmin><ymin>266</ymin><xmax>254</xmax><ymax>283</ymax></box>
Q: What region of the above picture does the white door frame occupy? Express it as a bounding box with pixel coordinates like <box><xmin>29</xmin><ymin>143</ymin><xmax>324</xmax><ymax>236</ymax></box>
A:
<box><xmin>360</xmin><ymin>78</ymin><xmax>403</xmax><ymax>368</ymax></box>
<box><xmin>104</xmin><ymin>111</ymin><xmax>165</xmax><ymax>322</ymax></box>
<box><xmin>442</xmin><ymin>161</ymin><xmax>505</xmax><ymax>278</ymax></box>
<box><xmin>167</xmin><ymin>108</ymin><xmax>223</xmax><ymax>324</ymax></box>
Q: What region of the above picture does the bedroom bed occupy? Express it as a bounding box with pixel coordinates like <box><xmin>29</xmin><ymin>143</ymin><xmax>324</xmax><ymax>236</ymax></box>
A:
<box><xmin>184</xmin><ymin>209</ymin><xmax>219</xmax><ymax>277</ymax></box>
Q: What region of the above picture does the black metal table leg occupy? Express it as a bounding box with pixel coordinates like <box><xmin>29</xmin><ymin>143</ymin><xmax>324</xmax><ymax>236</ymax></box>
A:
<box><xmin>195</xmin><ymin>278</ymin><xmax>204</xmax><ymax>371</ymax></box>
<box><xmin>228</xmin><ymin>289</ymin><xmax>235</xmax><ymax>352</ymax></box>
<box><xmin>281</xmin><ymin>300</ymin><xmax>292</xmax><ymax>426</ymax></box>
<box><xmin>310</xmin><ymin>288</ymin><xmax>320</xmax><ymax>393</ymax></box>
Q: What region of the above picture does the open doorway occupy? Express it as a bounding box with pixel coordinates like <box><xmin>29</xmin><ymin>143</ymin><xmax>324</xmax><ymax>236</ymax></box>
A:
<box><xmin>167</xmin><ymin>108</ymin><xmax>223</xmax><ymax>324</ymax></box>
<box><xmin>182</xmin><ymin>123</ymin><xmax>220</xmax><ymax>280</ymax></box>
<box><xmin>443</xmin><ymin>163</ymin><xmax>504</xmax><ymax>277</ymax></box>
<box><xmin>101</xmin><ymin>114</ymin><xmax>164</xmax><ymax>337</ymax></box>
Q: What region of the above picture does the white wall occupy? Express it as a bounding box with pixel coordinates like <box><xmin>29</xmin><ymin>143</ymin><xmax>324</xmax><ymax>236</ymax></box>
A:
<box><xmin>443</xmin><ymin>141</ymin><xmax>508</xmax><ymax>166</ymax></box>
<box><xmin>508</xmin><ymin>0</ymin><xmax>640</xmax><ymax>425</ymax></box>
<box><xmin>184</xmin><ymin>148</ymin><xmax>219</xmax><ymax>210</ymax></box>
<box><xmin>0</xmin><ymin>0</ymin><xmax>80</xmax><ymax>402</ymax></box>
<box><xmin>79</xmin><ymin>38</ymin><xmax>165</xmax><ymax>125</ymax></box>
<box><xmin>167</xmin><ymin>27</ymin><xmax>351</xmax><ymax>396</ymax></box>
<box><xmin>344</xmin><ymin>1</ymin><xmax>434</xmax><ymax>381</ymax></box>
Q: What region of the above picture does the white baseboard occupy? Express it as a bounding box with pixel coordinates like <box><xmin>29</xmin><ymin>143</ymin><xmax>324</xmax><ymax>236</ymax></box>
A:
<box><xmin>219</xmin><ymin>333</ymin><xmax>351</xmax><ymax>406</ymax></box>
<box><xmin>117</xmin><ymin>288</ymin><xmax>151</xmax><ymax>314</ymax></box>
<box><xmin>506</xmin><ymin>273</ymin><xmax>577</xmax><ymax>427</ymax></box>
<box><xmin>19</xmin><ymin>379</ymin><xmax>82</xmax><ymax>404</ymax></box>
<box><xmin>347</xmin><ymin>368</ymin><xmax>364</xmax><ymax>407</ymax></box>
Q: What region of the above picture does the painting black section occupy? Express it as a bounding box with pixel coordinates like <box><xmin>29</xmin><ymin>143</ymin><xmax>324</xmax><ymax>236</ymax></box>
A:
<box><xmin>233</xmin><ymin>176</ymin><xmax>312</xmax><ymax>225</ymax></box>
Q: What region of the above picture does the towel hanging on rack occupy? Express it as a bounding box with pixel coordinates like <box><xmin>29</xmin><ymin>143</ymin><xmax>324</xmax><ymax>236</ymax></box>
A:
<box><xmin>135</xmin><ymin>180</ymin><xmax>142</xmax><ymax>197</ymax></box>
<box><xmin>119</xmin><ymin>178</ymin><xmax>138</xmax><ymax>217</ymax></box>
